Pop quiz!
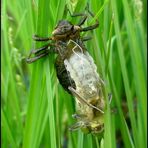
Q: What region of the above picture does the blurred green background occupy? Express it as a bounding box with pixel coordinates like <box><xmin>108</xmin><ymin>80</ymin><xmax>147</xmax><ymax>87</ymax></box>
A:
<box><xmin>1</xmin><ymin>0</ymin><xmax>147</xmax><ymax>148</ymax></box>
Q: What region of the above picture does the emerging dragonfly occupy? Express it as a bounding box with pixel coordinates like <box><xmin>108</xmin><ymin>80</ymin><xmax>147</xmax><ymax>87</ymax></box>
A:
<box><xmin>26</xmin><ymin>4</ymin><xmax>106</xmax><ymax>135</ymax></box>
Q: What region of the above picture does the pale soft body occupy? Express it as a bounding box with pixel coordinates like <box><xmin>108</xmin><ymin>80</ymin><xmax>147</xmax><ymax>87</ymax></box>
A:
<box><xmin>64</xmin><ymin>40</ymin><xmax>105</xmax><ymax>133</ymax></box>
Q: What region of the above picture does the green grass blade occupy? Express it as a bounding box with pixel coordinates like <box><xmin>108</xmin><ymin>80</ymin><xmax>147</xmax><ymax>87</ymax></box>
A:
<box><xmin>121</xmin><ymin>0</ymin><xmax>147</xmax><ymax>146</ymax></box>
<box><xmin>1</xmin><ymin>110</ymin><xmax>18</xmax><ymax>148</ymax></box>
<box><xmin>44</xmin><ymin>59</ymin><xmax>57</xmax><ymax>148</ymax></box>
<box><xmin>111</xmin><ymin>0</ymin><xmax>140</xmax><ymax>146</ymax></box>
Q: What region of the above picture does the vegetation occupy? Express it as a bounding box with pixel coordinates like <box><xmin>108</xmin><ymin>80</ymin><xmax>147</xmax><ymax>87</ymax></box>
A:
<box><xmin>1</xmin><ymin>0</ymin><xmax>146</xmax><ymax>147</ymax></box>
